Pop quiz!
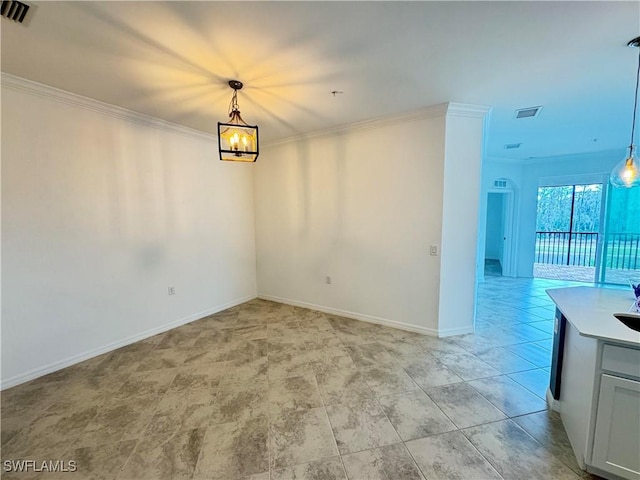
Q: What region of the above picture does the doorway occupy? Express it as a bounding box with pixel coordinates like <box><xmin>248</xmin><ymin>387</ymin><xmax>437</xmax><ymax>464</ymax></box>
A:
<box><xmin>485</xmin><ymin>193</ymin><xmax>506</xmax><ymax>276</ymax></box>
<box><xmin>534</xmin><ymin>183</ymin><xmax>603</xmax><ymax>282</ymax></box>
<box><xmin>483</xmin><ymin>189</ymin><xmax>514</xmax><ymax>277</ymax></box>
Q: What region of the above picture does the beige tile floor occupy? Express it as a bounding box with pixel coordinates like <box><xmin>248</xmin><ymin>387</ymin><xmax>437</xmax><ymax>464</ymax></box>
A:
<box><xmin>1</xmin><ymin>276</ymin><xmax>599</xmax><ymax>480</ymax></box>
<box><xmin>533</xmin><ymin>263</ymin><xmax>637</xmax><ymax>284</ymax></box>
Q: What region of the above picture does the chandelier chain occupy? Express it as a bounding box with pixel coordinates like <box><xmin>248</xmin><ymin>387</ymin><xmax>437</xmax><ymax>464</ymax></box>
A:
<box><xmin>229</xmin><ymin>89</ymin><xmax>240</xmax><ymax>117</ymax></box>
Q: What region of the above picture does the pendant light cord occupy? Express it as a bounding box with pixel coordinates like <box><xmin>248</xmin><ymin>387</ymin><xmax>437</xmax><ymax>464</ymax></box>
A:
<box><xmin>630</xmin><ymin>48</ymin><xmax>640</xmax><ymax>149</ymax></box>
<box><xmin>228</xmin><ymin>89</ymin><xmax>239</xmax><ymax>117</ymax></box>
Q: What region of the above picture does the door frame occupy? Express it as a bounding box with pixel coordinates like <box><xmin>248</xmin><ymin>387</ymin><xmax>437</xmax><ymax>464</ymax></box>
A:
<box><xmin>537</xmin><ymin>173</ymin><xmax>608</xmax><ymax>283</ymax></box>
<box><xmin>486</xmin><ymin>188</ymin><xmax>516</xmax><ymax>277</ymax></box>
<box><xmin>595</xmin><ymin>175</ymin><xmax>609</xmax><ymax>282</ymax></box>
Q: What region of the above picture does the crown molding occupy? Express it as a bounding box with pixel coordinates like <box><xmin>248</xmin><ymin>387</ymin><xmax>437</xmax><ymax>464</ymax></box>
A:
<box><xmin>520</xmin><ymin>148</ymin><xmax>624</xmax><ymax>166</ymax></box>
<box><xmin>265</xmin><ymin>102</ymin><xmax>464</xmax><ymax>148</ymax></box>
<box><xmin>1</xmin><ymin>73</ymin><xmax>217</xmax><ymax>142</ymax></box>
<box><xmin>2</xmin><ymin>74</ymin><xmax>491</xmax><ymax>149</ymax></box>
<box><xmin>446</xmin><ymin>103</ymin><xmax>492</xmax><ymax>118</ymax></box>
<box><xmin>263</xmin><ymin>102</ymin><xmax>491</xmax><ymax>148</ymax></box>
<box><xmin>485</xmin><ymin>147</ymin><xmax>625</xmax><ymax>167</ymax></box>
<box><xmin>484</xmin><ymin>155</ymin><xmax>524</xmax><ymax>165</ymax></box>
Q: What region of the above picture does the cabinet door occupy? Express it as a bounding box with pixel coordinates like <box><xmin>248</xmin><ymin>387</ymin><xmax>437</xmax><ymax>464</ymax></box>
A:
<box><xmin>592</xmin><ymin>374</ymin><xmax>640</xmax><ymax>480</ymax></box>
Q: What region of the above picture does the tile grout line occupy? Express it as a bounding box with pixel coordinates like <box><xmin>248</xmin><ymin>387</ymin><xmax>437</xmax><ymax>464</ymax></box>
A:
<box><xmin>506</xmin><ymin>369</ymin><xmax>549</xmax><ymax>401</ymax></box>
<box><xmin>310</xmin><ymin>361</ymin><xmax>348</xmax><ymax>480</ymax></box>
<box><xmin>372</xmin><ymin>340</ymin><xmax>459</xmax><ymax>480</ymax></box>
<box><xmin>4</xmin><ymin>281</ymin><xmax>582</xmax><ymax>479</ymax></box>
<box><xmin>266</xmin><ymin>312</ymin><xmax>272</xmax><ymax>480</ymax></box>
<box><xmin>457</xmin><ymin>425</ymin><xmax>507</xmax><ymax>480</ymax></box>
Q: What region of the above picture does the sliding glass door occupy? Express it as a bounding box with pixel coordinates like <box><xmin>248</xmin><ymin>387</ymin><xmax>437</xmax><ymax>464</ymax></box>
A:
<box><xmin>600</xmin><ymin>185</ymin><xmax>640</xmax><ymax>284</ymax></box>
<box><xmin>535</xmin><ymin>180</ymin><xmax>639</xmax><ymax>285</ymax></box>
<box><xmin>535</xmin><ymin>184</ymin><xmax>602</xmax><ymax>282</ymax></box>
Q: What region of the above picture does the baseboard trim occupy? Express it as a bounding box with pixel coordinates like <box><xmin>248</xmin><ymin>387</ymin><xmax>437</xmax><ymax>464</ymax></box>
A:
<box><xmin>437</xmin><ymin>325</ymin><xmax>475</xmax><ymax>337</ymax></box>
<box><xmin>0</xmin><ymin>294</ymin><xmax>255</xmax><ymax>390</ymax></box>
<box><xmin>258</xmin><ymin>293</ymin><xmax>440</xmax><ymax>337</ymax></box>
<box><xmin>546</xmin><ymin>387</ymin><xmax>561</xmax><ymax>412</ymax></box>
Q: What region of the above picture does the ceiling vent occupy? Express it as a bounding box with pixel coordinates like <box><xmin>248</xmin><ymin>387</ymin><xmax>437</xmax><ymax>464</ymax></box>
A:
<box><xmin>515</xmin><ymin>106</ymin><xmax>542</xmax><ymax>119</ymax></box>
<box><xmin>504</xmin><ymin>143</ymin><xmax>522</xmax><ymax>150</ymax></box>
<box><xmin>1</xmin><ymin>0</ymin><xmax>29</xmax><ymax>23</ymax></box>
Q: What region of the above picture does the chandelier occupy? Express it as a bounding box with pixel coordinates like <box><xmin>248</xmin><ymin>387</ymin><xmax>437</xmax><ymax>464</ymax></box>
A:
<box><xmin>218</xmin><ymin>80</ymin><xmax>259</xmax><ymax>162</ymax></box>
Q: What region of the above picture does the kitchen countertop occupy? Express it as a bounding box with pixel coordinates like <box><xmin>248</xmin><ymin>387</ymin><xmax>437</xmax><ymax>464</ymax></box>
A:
<box><xmin>547</xmin><ymin>286</ymin><xmax>640</xmax><ymax>346</ymax></box>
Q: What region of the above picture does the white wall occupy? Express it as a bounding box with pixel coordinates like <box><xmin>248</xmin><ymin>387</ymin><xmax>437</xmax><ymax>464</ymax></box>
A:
<box><xmin>254</xmin><ymin>104</ymin><xmax>488</xmax><ymax>336</ymax></box>
<box><xmin>517</xmin><ymin>150</ymin><xmax>621</xmax><ymax>277</ymax></box>
<box><xmin>438</xmin><ymin>109</ymin><xmax>488</xmax><ymax>334</ymax></box>
<box><xmin>1</xmin><ymin>76</ymin><xmax>257</xmax><ymax>388</ymax></box>
<box><xmin>480</xmin><ymin>150</ymin><xmax>623</xmax><ymax>278</ymax></box>
<box><xmin>476</xmin><ymin>160</ymin><xmax>523</xmax><ymax>279</ymax></box>
<box><xmin>485</xmin><ymin>193</ymin><xmax>504</xmax><ymax>260</ymax></box>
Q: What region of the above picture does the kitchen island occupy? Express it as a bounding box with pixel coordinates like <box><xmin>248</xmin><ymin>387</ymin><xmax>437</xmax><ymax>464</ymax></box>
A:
<box><xmin>547</xmin><ymin>286</ymin><xmax>640</xmax><ymax>480</ymax></box>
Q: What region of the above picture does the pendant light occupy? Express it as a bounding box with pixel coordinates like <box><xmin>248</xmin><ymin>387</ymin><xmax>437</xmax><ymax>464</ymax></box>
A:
<box><xmin>218</xmin><ymin>80</ymin><xmax>259</xmax><ymax>162</ymax></box>
<box><xmin>610</xmin><ymin>37</ymin><xmax>640</xmax><ymax>188</ymax></box>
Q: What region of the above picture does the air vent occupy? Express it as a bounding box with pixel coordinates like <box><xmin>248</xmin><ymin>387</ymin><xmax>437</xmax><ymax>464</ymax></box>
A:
<box><xmin>515</xmin><ymin>106</ymin><xmax>542</xmax><ymax>119</ymax></box>
<box><xmin>504</xmin><ymin>143</ymin><xmax>522</xmax><ymax>150</ymax></box>
<box><xmin>1</xmin><ymin>0</ymin><xmax>29</xmax><ymax>23</ymax></box>
<box><xmin>494</xmin><ymin>180</ymin><xmax>508</xmax><ymax>188</ymax></box>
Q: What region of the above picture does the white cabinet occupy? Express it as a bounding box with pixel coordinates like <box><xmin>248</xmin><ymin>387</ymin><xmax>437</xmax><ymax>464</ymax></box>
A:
<box><xmin>557</xmin><ymin>325</ymin><xmax>640</xmax><ymax>480</ymax></box>
<box><xmin>548</xmin><ymin>287</ymin><xmax>640</xmax><ymax>480</ymax></box>
<box><xmin>592</xmin><ymin>374</ymin><xmax>640</xmax><ymax>479</ymax></box>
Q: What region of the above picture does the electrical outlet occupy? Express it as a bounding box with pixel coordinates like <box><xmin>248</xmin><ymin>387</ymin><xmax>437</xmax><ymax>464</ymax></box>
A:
<box><xmin>325</xmin><ymin>275</ymin><xmax>332</xmax><ymax>285</ymax></box>
<box><xmin>430</xmin><ymin>245</ymin><xmax>439</xmax><ymax>256</ymax></box>
<box><xmin>168</xmin><ymin>286</ymin><xmax>175</xmax><ymax>295</ymax></box>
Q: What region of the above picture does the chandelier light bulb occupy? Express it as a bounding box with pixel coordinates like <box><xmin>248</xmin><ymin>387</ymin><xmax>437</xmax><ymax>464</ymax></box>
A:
<box><xmin>610</xmin><ymin>148</ymin><xmax>640</xmax><ymax>188</ymax></box>
<box><xmin>611</xmin><ymin>36</ymin><xmax>640</xmax><ymax>188</ymax></box>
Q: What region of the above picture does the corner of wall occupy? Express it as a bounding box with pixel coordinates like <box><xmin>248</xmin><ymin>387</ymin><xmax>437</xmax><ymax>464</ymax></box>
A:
<box><xmin>438</xmin><ymin>104</ymin><xmax>489</xmax><ymax>336</ymax></box>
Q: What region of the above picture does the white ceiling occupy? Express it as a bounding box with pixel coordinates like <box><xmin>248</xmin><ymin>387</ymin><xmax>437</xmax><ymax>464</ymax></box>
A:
<box><xmin>2</xmin><ymin>1</ymin><xmax>639</xmax><ymax>160</ymax></box>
